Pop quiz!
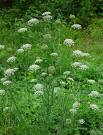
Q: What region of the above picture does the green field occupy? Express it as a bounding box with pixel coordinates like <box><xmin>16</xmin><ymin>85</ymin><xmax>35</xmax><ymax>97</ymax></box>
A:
<box><xmin>0</xmin><ymin>13</ymin><xmax>103</xmax><ymax>135</ymax></box>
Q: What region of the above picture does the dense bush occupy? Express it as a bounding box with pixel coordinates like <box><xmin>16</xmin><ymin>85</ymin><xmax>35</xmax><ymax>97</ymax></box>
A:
<box><xmin>0</xmin><ymin>0</ymin><xmax>102</xmax><ymax>27</ymax></box>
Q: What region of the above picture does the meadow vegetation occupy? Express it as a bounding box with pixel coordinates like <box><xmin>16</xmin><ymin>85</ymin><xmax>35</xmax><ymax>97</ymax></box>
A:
<box><xmin>0</xmin><ymin>3</ymin><xmax>103</xmax><ymax>135</ymax></box>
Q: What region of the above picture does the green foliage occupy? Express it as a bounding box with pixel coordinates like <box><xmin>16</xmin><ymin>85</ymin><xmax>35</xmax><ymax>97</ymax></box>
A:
<box><xmin>0</xmin><ymin>1</ymin><xmax>103</xmax><ymax>135</ymax></box>
<box><xmin>0</xmin><ymin>0</ymin><xmax>102</xmax><ymax>27</ymax></box>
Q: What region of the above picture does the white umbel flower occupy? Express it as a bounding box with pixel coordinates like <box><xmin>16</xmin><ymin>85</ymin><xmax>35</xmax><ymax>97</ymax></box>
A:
<box><xmin>87</xmin><ymin>79</ymin><xmax>95</xmax><ymax>84</ymax></box>
<box><xmin>21</xmin><ymin>44</ymin><xmax>32</xmax><ymax>51</ymax></box>
<box><xmin>3</xmin><ymin>107</ymin><xmax>9</xmax><ymax>112</ymax></box>
<box><xmin>90</xmin><ymin>104</ymin><xmax>99</xmax><ymax>110</ymax></box>
<box><xmin>54</xmin><ymin>87</ymin><xmax>60</xmax><ymax>94</ymax></box>
<box><xmin>17</xmin><ymin>48</ymin><xmax>24</xmax><ymax>54</ymax></box>
<box><xmin>34</xmin><ymin>83</ymin><xmax>44</xmax><ymax>91</ymax></box>
<box><xmin>42</xmin><ymin>11</ymin><xmax>51</xmax><ymax>16</ymax></box>
<box><xmin>78</xmin><ymin>119</ymin><xmax>85</xmax><ymax>124</ymax></box>
<box><xmin>4</xmin><ymin>68</ymin><xmax>15</xmax><ymax>77</ymax></box>
<box><xmin>73</xmin><ymin>50</ymin><xmax>89</xmax><ymax>57</ymax></box>
<box><xmin>60</xmin><ymin>80</ymin><xmax>66</xmax><ymax>87</ymax></box>
<box><xmin>50</xmin><ymin>52</ymin><xmax>58</xmax><ymax>57</ymax></box>
<box><xmin>28</xmin><ymin>64</ymin><xmax>40</xmax><ymax>72</ymax></box>
<box><xmin>43</xmin><ymin>15</ymin><xmax>52</xmax><ymax>21</ymax></box>
<box><xmin>41</xmin><ymin>72</ymin><xmax>48</xmax><ymax>77</ymax></box>
<box><xmin>13</xmin><ymin>68</ymin><xmax>19</xmax><ymax>72</ymax></box>
<box><xmin>72</xmin><ymin>101</ymin><xmax>80</xmax><ymax>109</ymax></box>
<box><xmin>43</xmin><ymin>34</ymin><xmax>51</xmax><ymax>40</ymax></box>
<box><xmin>35</xmin><ymin>57</ymin><xmax>43</xmax><ymax>64</ymax></box>
<box><xmin>67</xmin><ymin>77</ymin><xmax>74</xmax><ymax>81</ymax></box>
<box><xmin>79</xmin><ymin>64</ymin><xmax>88</xmax><ymax>70</ymax></box>
<box><xmin>3</xmin><ymin>80</ymin><xmax>12</xmax><ymax>86</ymax></box>
<box><xmin>64</xmin><ymin>39</ymin><xmax>74</xmax><ymax>46</ymax></box>
<box><xmin>63</xmin><ymin>71</ymin><xmax>70</xmax><ymax>76</ymax></box>
<box><xmin>70</xmin><ymin>108</ymin><xmax>77</xmax><ymax>113</ymax></box>
<box><xmin>70</xmin><ymin>101</ymin><xmax>80</xmax><ymax>113</ymax></box>
<box><xmin>0</xmin><ymin>89</ymin><xmax>5</xmax><ymax>95</ymax></box>
<box><xmin>18</xmin><ymin>28</ymin><xmax>27</xmax><ymax>33</ymax></box>
<box><xmin>7</xmin><ymin>56</ymin><xmax>16</xmax><ymax>63</ymax></box>
<box><xmin>35</xmin><ymin>90</ymin><xmax>43</xmax><ymax>96</ymax></box>
<box><xmin>28</xmin><ymin>18</ymin><xmax>39</xmax><ymax>26</ymax></box>
<box><xmin>30</xmin><ymin>79</ymin><xmax>37</xmax><ymax>83</ymax></box>
<box><xmin>55</xmin><ymin>19</ymin><xmax>61</xmax><ymax>24</ymax></box>
<box><xmin>72</xmin><ymin>62</ymin><xmax>88</xmax><ymax>70</ymax></box>
<box><xmin>1</xmin><ymin>77</ymin><xmax>7</xmax><ymax>82</ymax></box>
<box><xmin>0</xmin><ymin>45</ymin><xmax>5</xmax><ymax>50</ymax></box>
<box><xmin>89</xmin><ymin>91</ymin><xmax>100</xmax><ymax>98</ymax></box>
<box><xmin>71</xmin><ymin>24</ymin><xmax>82</xmax><ymax>29</ymax></box>
<box><xmin>69</xmin><ymin>14</ymin><xmax>75</xmax><ymax>19</ymax></box>
<box><xmin>71</xmin><ymin>62</ymin><xmax>82</xmax><ymax>68</ymax></box>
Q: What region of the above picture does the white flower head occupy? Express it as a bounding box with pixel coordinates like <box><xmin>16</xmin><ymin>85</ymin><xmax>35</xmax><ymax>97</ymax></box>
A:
<box><xmin>4</xmin><ymin>68</ymin><xmax>15</xmax><ymax>77</ymax></box>
<box><xmin>63</xmin><ymin>71</ymin><xmax>70</xmax><ymax>76</ymax></box>
<box><xmin>54</xmin><ymin>87</ymin><xmax>60</xmax><ymax>94</ymax></box>
<box><xmin>71</xmin><ymin>24</ymin><xmax>82</xmax><ymax>29</ymax></box>
<box><xmin>72</xmin><ymin>62</ymin><xmax>88</xmax><ymax>70</ymax></box>
<box><xmin>0</xmin><ymin>45</ymin><xmax>5</xmax><ymax>50</ymax></box>
<box><xmin>0</xmin><ymin>89</ymin><xmax>5</xmax><ymax>96</ymax></box>
<box><xmin>3</xmin><ymin>107</ymin><xmax>9</xmax><ymax>112</ymax></box>
<box><xmin>3</xmin><ymin>80</ymin><xmax>12</xmax><ymax>86</ymax></box>
<box><xmin>43</xmin><ymin>34</ymin><xmax>51</xmax><ymax>41</ymax></box>
<box><xmin>50</xmin><ymin>52</ymin><xmax>58</xmax><ymax>57</ymax></box>
<box><xmin>60</xmin><ymin>80</ymin><xmax>66</xmax><ymax>87</ymax></box>
<box><xmin>90</xmin><ymin>104</ymin><xmax>99</xmax><ymax>110</ymax></box>
<box><xmin>69</xmin><ymin>14</ymin><xmax>75</xmax><ymax>19</ymax></box>
<box><xmin>42</xmin><ymin>11</ymin><xmax>51</xmax><ymax>16</ymax></box>
<box><xmin>67</xmin><ymin>77</ymin><xmax>74</xmax><ymax>81</ymax></box>
<box><xmin>70</xmin><ymin>108</ymin><xmax>77</xmax><ymax>113</ymax></box>
<box><xmin>89</xmin><ymin>91</ymin><xmax>100</xmax><ymax>98</ymax></box>
<box><xmin>87</xmin><ymin>79</ymin><xmax>95</xmax><ymax>84</ymax></box>
<box><xmin>7</xmin><ymin>56</ymin><xmax>16</xmax><ymax>63</ymax></box>
<box><xmin>1</xmin><ymin>77</ymin><xmax>7</xmax><ymax>82</ymax></box>
<box><xmin>13</xmin><ymin>68</ymin><xmax>19</xmax><ymax>72</ymax></box>
<box><xmin>17</xmin><ymin>48</ymin><xmax>24</xmax><ymax>54</ymax></box>
<box><xmin>55</xmin><ymin>19</ymin><xmax>61</xmax><ymax>24</ymax></box>
<box><xmin>64</xmin><ymin>39</ymin><xmax>74</xmax><ymax>46</ymax></box>
<box><xmin>71</xmin><ymin>62</ymin><xmax>82</xmax><ymax>68</ymax></box>
<box><xmin>41</xmin><ymin>72</ymin><xmax>48</xmax><ymax>77</ymax></box>
<box><xmin>18</xmin><ymin>28</ymin><xmax>27</xmax><ymax>33</ymax></box>
<box><xmin>21</xmin><ymin>44</ymin><xmax>32</xmax><ymax>51</ymax></box>
<box><xmin>79</xmin><ymin>64</ymin><xmax>88</xmax><ymax>70</ymax></box>
<box><xmin>28</xmin><ymin>18</ymin><xmax>39</xmax><ymax>26</ymax></box>
<box><xmin>73</xmin><ymin>50</ymin><xmax>90</xmax><ymax>57</ymax></box>
<box><xmin>41</xmin><ymin>44</ymin><xmax>48</xmax><ymax>51</ymax></box>
<box><xmin>30</xmin><ymin>79</ymin><xmax>37</xmax><ymax>83</ymax></box>
<box><xmin>35</xmin><ymin>57</ymin><xmax>43</xmax><ymax>64</ymax></box>
<box><xmin>34</xmin><ymin>83</ymin><xmax>44</xmax><ymax>91</ymax></box>
<box><xmin>28</xmin><ymin>64</ymin><xmax>40</xmax><ymax>72</ymax></box>
<box><xmin>72</xmin><ymin>101</ymin><xmax>80</xmax><ymax>109</ymax></box>
<box><xmin>43</xmin><ymin>15</ymin><xmax>52</xmax><ymax>21</ymax></box>
<box><xmin>78</xmin><ymin>119</ymin><xmax>85</xmax><ymax>124</ymax></box>
<box><xmin>35</xmin><ymin>90</ymin><xmax>43</xmax><ymax>96</ymax></box>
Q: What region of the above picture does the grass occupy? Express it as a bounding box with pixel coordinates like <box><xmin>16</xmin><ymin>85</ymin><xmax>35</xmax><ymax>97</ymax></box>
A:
<box><xmin>0</xmin><ymin>15</ymin><xmax>103</xmax><ymax>135</ymax></box>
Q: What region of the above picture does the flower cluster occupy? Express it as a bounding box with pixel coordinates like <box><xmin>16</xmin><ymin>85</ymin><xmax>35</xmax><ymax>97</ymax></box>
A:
<box><xmin>71</xmin><ymin>62</ymin><xmax>88</xmax><ymax>70</ymax></box>
<box><xmin>28</xmin><ymin>64</ymin><xmax>40</xmax><ymax>72</ymax></box>
<box><xmin>18</xmin><ymin>28</ymin><xmax>27</xmax><ymax>33</ymax></box>
<box><xmin>42</xmin><ymin>11</ymin><xmax>52</xmax><ymax>21</ymax></box>
<box><xmin>73</xmin><ymin>50</ymin><xmax>90</xmax><ymax>57</ymax></box>
<box><xmin>7</xmin><ymin>56</ymin><xmax>16</xmax><ymax>63</ymax></box>
<box><xmin>64</xmin><ymin>39</ymin><xmax>74</xmax><ymax>46</ymax></box>
<box><xmin>28</xmin><ymin>18</ymin><xmax>39</xmax><ymax>26</ymax></box>
<box><xmin>0</xmin><ymin>45</ymin><xmax>5</xmax><ymax>50</ymax></box>
<box><xmin>71</xmin><ymin>24</ymin><xmax>82</xmax><ymax>29</ymax></box>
